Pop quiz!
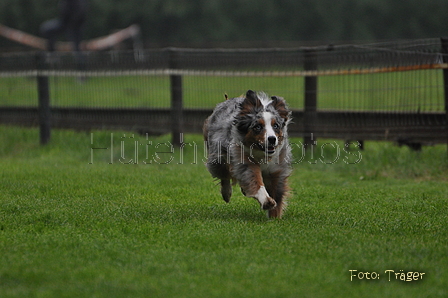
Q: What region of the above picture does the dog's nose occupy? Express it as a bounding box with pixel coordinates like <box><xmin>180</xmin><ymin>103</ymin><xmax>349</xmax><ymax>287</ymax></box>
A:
<box><xmin>267</xmin><ymin>136</ymin><xmax>277</xmax><ymax>145</ymax></box>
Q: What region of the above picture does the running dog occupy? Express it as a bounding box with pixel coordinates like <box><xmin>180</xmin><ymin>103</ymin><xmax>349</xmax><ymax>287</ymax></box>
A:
<box><xmin>203</xmin><ymin>90</ymin><xmax>292</xmax><ymax>218</ymax></box>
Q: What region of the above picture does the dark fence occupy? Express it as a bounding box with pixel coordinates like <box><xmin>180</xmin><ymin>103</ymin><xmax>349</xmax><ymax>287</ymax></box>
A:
<box><xmin>0</xmin><ymin>38</ymin><xmax>447</xmax><ymax>147</ymax></box>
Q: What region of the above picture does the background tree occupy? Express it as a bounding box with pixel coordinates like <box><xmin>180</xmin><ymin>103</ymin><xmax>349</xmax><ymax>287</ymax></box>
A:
<box><xmin>1</xmin><ymin>0</ymin><xmax>448</xmax><ymax>49</ymax></box>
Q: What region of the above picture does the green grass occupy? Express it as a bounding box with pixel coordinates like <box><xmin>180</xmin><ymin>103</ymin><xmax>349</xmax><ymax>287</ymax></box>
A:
<box><xmin>0</xmin><ymin>126</ymin><xmax>447</xmax><ymax>297</ymax></box>
<box><xmin>1</xmin><ymin>69</ymin><xmax>445</xmax><ymax>111</ymax></box>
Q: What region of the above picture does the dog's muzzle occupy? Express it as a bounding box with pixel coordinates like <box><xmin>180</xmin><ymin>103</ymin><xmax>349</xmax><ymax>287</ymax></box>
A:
<box><xmin>257</xmin><ymin>136</ymin><xmax>278</xmax><ymax>155</ymax></box>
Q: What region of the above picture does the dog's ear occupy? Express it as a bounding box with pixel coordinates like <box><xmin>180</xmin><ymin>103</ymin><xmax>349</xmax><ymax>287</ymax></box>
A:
<box><xmin>235</xmin><ymin>90</ymin><xmax>259</xmax><ymax>133</ymax></box>
<box><xmin>243</xmin><ymin>90</ymin><xmax>259</xmax><ymax>107</ymax></box>
<box><xmin>271</xmin><ymin>96</ymin><xmax>292</xmax><ymax>124</ymax></box>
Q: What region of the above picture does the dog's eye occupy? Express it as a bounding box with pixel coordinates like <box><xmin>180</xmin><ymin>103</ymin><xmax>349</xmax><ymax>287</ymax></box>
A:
<box><xmin>273</xmin><ymin>123</ymin><xmax>280</xmax><ymax>130</ymax></box>
<box><xmin>253</xmin><ymin>124</ymin><xmax>263</xmax><ymax>132</ymax></box>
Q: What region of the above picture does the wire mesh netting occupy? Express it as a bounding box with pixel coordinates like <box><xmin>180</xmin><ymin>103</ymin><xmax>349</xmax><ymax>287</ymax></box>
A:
<box><xmin>0</xmin><ymin>38</ymin><xmax>446</xmax><ymax>111</ymax></box>
<box><xmin>315</xmin><ymin>39</ymin><xmax>445</xmax><ymax>113</ymax></box>
<box><xmin>0</xmin><ymin>38</ymin><xmax>446</xmax><ymax>142</ymax></box>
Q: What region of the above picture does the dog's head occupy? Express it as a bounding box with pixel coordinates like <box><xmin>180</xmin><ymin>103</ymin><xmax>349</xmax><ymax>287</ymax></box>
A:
<box><xmin>234</xmin><ymin>90</ymin><xmax>291</xmax><ymax>156</ymax></box>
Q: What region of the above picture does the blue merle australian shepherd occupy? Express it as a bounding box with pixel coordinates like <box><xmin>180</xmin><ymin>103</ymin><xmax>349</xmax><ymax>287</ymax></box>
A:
<box><xmin>203</xmin><ymin>90</ymin><xmax>292</xmax><ymax>218</ymax></box>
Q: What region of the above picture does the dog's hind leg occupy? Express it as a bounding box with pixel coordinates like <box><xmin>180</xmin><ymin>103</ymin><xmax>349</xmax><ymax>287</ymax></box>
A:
<box><xmin>207</xmin><ymin>161</ymin><xmax>232</xmax><ymax>203</ymax></box>
<box><xmin>221</xmin><ymin>179</ymin><xmax>232</xmax><ymax>203</ymax></box>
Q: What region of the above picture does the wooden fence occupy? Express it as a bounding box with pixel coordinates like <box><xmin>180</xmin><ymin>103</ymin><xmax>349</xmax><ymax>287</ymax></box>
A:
<box><xmin>0</xmin><ymin>38</ymin><xmax>447</xmax><ymax>148</ymax></box>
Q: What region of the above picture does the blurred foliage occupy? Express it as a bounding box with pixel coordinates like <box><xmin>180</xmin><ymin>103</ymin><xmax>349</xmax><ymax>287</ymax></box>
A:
<box><xmin>1</xmin><ymin>0</ymin><xmax>448</xmax><ymax>47</ymax></box>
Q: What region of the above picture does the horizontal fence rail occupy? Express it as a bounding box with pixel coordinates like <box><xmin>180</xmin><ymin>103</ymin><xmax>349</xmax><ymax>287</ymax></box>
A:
<box><xmin>0</xmin><ymin>38</ymin><xmax>447</xmax><ymax>147</ymax></box>
<box><xmin>2</xmin><ymin>62</ymin><xmax>448</xmax><ymax>78</ymax></box>
<box><xmin>1</xmin><ymin>108</ymin><xmax>444</xmax><ymax>142</ymax></box>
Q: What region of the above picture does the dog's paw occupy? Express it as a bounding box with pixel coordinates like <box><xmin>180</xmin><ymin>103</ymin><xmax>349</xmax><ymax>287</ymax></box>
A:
<box><xmin>262</xmin><ymin>197</ymin><xmax>277</xmax><ymax>210</ymax></box>
<box><xmin>240</xmin><ymin>187</ymin><xmax>246</xmax><ymax>196</ymax></box>
<box><xmin>268</xmin><ymin>204</ymin><xmax>284</xmax><ymax>218</ymax></box>
<box><xmin>221</xmin><ymin>180</ymin><xmax>232</xmax><ymax>203</ymax></box>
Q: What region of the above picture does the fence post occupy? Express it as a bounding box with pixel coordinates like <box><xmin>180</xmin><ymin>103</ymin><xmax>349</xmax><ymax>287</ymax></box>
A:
<box><xmin>441</xmin><ymin>38</ymin><xmax>448</xmax><ymax>154</ymax></box>
<box><xmin>169</xmin><ymin>48</ymin><xmax>183</xmax><ymax>147</ymax></box>
<box><xmin>36</xmin><ymin>52</ymin><xmax>51</xmax><ymax>145</ymax></box>
<box><xmin>303</xmin><ymin>48</ymin><xmax>318</xmax><ymax>150</ymax></box>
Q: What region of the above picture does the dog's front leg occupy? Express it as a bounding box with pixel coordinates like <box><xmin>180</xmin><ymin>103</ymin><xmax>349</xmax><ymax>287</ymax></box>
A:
<box><xmin>236</xmin><ymin>164</ymin><xmax>277</xmax><ymax>210</ymax></box>
<box><xmin>264</xmin><ymin>171</ymin><xmax>289</xmax><ymax>218</ymax></box>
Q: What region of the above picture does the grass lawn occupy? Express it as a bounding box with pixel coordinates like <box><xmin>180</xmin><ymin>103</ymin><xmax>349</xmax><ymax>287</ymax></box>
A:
<box><xmin>0</xmin><ymin>126</ymin><xmax>447</xmax><ymax>297</ymax></box>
